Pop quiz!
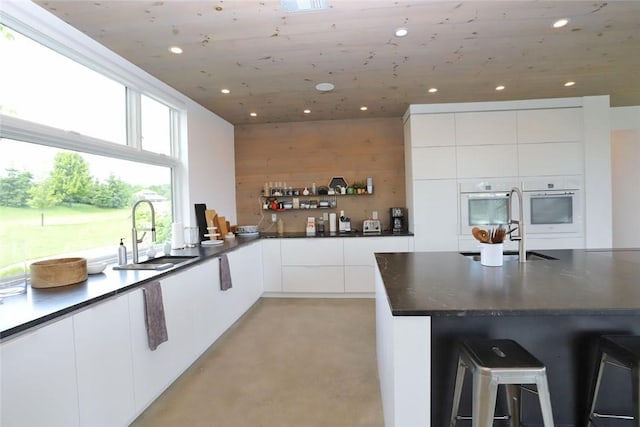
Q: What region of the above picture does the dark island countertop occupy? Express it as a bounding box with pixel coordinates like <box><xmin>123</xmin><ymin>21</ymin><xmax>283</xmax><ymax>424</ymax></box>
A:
<box><xmin>376</xmin><ymin>249</ymin><xmax>640</xmax><ymax>316</ymax></box>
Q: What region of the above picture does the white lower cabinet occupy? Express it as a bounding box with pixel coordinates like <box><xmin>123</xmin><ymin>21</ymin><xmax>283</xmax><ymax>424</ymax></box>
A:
<box><xmin>262</xmin><ymin>239</ymin><xmax>282</xmax><ymax>292</ymax></box>
<box><xmin>282</xmin><ymin>266</ymin><xmax>344</xmax><ymax>293</ymax></box>
<box><xmin>1</xmin><ymin>318</ymin><xmax>80</xmax><ymax>427</ymax></box>
<box><xmin>73</xmin><ymin>295</ymin><xmax>135</xmax><ymax>427</ymax></box>
<box><xmin>343</xmin><ymin>237</ymin><xmax>412</xmax><ymax>292</ymax></box>
<box><xmin>129</xmin><ymin>263</ymin><xmax>208</xmax><ymax>413</ymax></box>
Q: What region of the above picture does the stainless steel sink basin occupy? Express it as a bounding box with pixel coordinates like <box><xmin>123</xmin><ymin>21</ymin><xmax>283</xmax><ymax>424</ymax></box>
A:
<box><xmin>141</xmin><ymin>255</ymin><xmax>198</xmax><ymax>265</ymax></box>
<box><xmin>460</xmin><ymin>251</ymin><xmax>557</xmax><ymax>262</ymax></box>
<box><xmin>113</xmin><ymin>255</ymin><xmax>198</xmax><ymax>271</ymax></box>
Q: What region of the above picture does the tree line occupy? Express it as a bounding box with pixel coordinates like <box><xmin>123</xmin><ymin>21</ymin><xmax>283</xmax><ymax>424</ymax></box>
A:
<box><xmin>0</xmin><ymin>152</ymin><xmax>164</xmax><ymax>210</ymax></box>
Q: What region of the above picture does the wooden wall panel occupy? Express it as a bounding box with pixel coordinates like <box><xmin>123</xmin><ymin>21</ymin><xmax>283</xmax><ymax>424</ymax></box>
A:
<box><xmin>235</xmin><ymin>117</ymin><xmax>406</xmax><ymax>232</ymax></box>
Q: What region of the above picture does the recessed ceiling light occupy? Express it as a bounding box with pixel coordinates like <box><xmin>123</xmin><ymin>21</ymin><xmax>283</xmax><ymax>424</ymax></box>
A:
<box><xmin>169</xmin><ymin>46</ymin><xmax>183</xmax><ymax>54</ymax></box>
<box><xmin>303</xmin><ymin>109</ymin><xmax>311</xmax><ymax>114</ymax></box>
<box><xmin>221</xmin><ymin>89</ymin><xmax>230</xmax><ymax>94</ymax></box>
<box><xmin>428</xmin><ymin>88</ymin><xmax>438</xmax><ymax>93</ymax></box>
<box><xmin>495</xmin><ymin>85</ymin><xmax>505</xmax><ymax>91</ymax></box>
<box><xmin>394</xmin><ymin>27</ymin><xmax>408</xmax><ymax>37</ymax></box>
<box><xmin>250</xmin><ymin>112</ymin><xmax>257</xmax><ymax>117</ymax></box>
<box><xmin>315</xmin><ymin>82</ymin><xmax>335</xmax><ymax>92</ymax></box>
<box><xmin>360</xmin><ymin>106</ymin><xmax>368</xmax><ymax>111</ymax></box>
<box><xmin>553</xmin><ymin>18</ymin><xmax>569</xmax><ymax>28</ymax></box>
<box><xmin>564</xmin><ymin>81</ymin><xmax>576</xmax><ymax>87</ymax></box>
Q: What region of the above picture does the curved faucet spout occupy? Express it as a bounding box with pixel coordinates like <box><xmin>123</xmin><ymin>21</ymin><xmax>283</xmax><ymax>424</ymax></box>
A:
<box><xmin>508</xmin><ymin>187</ymin><xmax>526</xmax><ymax>263</ymax></box>
<box><xmin>131</xmin><ymin>200</ymin><xmax>156</xmax><ymax>264</ymax></box>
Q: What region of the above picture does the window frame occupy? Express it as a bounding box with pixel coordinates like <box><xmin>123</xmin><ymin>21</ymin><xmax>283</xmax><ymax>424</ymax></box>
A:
<box><xmin>0</xmin><ymin>3</ymin><xmax>188</xmax><ymax>223</ymax></box>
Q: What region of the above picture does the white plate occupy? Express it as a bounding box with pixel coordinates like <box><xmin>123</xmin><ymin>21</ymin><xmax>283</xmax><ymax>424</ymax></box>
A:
<box><xmin>204</xmin><ymin>233</ymin><xmax>220</xmax><ymax>237</ymax></box>
<box><xmin>201</xmin><ymin>239</ymin><xmax>224</xmax><ymax>246</ymax></box>
<box><xmin>237</xmin><ymin>231</ymin><xmax>260</xmax><ymax>236</ymax></box>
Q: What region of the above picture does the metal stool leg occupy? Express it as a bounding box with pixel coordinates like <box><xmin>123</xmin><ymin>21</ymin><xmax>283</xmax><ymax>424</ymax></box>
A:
<box><xmin>505</xmin><ymin>384</ymin><xmax>521</xmax><ymax>427</ymax></box>
<box><xmin>588</xmin><ymin>352</ymin><xmax>607</xmax><ymax>424</ymax></box>
<box><xmin>535</xmin><ymin>375</ymin><xmax>555</xmax><ymax>427</ymax></box>
<box><xmin>450</xmin><ymin>358</ymin><xmax>467</xmax><ymax>427</ymax></box>
<box><xmin>473</xmin><ymin>373</ymin><xmax>498</xmax><ymax>427</ymax></box>
<box><xmin>633</xmin><ymin>365</ymin><xmax>640</xmax><ymax>427</ymax></box>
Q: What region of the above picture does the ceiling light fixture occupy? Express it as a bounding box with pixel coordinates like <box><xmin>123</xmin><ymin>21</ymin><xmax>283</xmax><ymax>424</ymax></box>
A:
<box><xmin>250</xmin><ymin>112</ymin><xmax>257</xmax><ymax>117</ymax></box>
<box><xmin>315</xmin><ymin>82</ymin><xmax>335</xmax><ymax>92</ymax></box>
<box><xmin>304</xmin><ymin>109</ymin><xmax>311</xmax><ymax>114</ymax></box>
<box><xmin>428</xmin><ymin>88</ymin><xmax>438</xmax><ymax>93</ymax></box>
<box><xmin>553</xmin><ymin>18</ymin><xmax>569</xmax><ymax>28</ymax></box>
<box><xmin>394</xmin><ymin>27</ymin><xmax>408</xmax><ymax>37</ymax></box>
<box><xmin>360</xmin><ymin>106</ymin><xmax>368</xmax><ymax>111</ymax></box>
<box><xmin>169</xmin><ymin>46</ymin><xmax>183</xmax><ymax>54</ymax></box>
<box><xmin>564</xmin><ymin>81</ymin><xmax>576</xmax><ymax>87</ymax></box>
<box><xmin>495</xmin><ymin>85</ymin><xmax>505</xmax><ymax>91</ymax></box>
<box><xmin>280</xmin><ymin>0</ymin><xmax>327</xmax><ymax>13</ymax></box>
<box><xmin>221</xmin><ymin>89</ymin><xmax>230</xmax><ymax>94</ymax></box>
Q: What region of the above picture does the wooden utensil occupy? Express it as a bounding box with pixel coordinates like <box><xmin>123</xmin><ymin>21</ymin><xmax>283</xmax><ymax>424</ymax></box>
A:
<box><xmin>491</xmin><ymin>226</ymin><xmax>506</xmax><ymax>244</ymax></box>
<box><xmin>472</xmin><ymin>227</ymin><xmax>490</xmax><ymax>243</ymax></box>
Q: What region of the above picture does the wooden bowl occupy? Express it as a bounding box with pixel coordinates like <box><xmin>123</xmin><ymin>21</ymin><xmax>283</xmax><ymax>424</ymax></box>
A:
<box><xmin>30</xmin><ymin>257</ymin><xmax>87</xmax><ymax>288</ymax></box>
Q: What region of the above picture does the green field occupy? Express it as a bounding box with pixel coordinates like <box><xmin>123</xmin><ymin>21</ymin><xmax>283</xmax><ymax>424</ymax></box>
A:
<box><xmin>0</xmin><ymin>204</ymin><xmax>131</xmax><ymax>272</ymax></box>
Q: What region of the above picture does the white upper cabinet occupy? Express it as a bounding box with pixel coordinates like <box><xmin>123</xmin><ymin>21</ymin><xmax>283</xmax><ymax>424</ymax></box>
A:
<box><xmin>409</xmin><ymin>113</ymin><xmax>455</xmax><ymax>147</ymax></box>
<box><xmin>517</xmin><ymin>108</ymin><xmax>582</xmax><ymax>143</ymax></box>
<box><xmin>412</xmin><ymin>146</ymin><xmax>457</xmax><ymax>179</ymax></box>
<box><xmin>455</xmin><ymin>111</ymin><xmax>517</xmax><ymax>146</ymax></box>
<box><xmin>457</xmin><ymin>145</ymin><xmax>519</xmax><ymax>178</ymax></box>
<box><xmin>518</xmin><ymin>142</ymin><xmax>584</xmax><ymax>176</ymax></box>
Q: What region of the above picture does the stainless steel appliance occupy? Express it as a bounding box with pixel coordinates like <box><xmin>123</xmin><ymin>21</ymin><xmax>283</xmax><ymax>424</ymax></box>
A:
<box><xmin>363</xmin><ymin>219</ymin><xmax>382</xmax><ymax>233</ymax></box>
<box><xmin>459</xmin><ymin>181</ymin><xmax>516</xmax><ymax>236</ymax></box>
<box><xmin>390</xmin><ymin>207</ymin><xmax>406</xmax><ymax>233</ymax></box>
<box><xmin>522</xmin><ymin>177</ymin><xmax>583</xmax><ymax>235</ymax></box>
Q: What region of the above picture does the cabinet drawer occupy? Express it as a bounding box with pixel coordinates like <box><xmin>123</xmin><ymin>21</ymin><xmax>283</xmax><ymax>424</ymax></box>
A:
<box><xmin>282</xmin><ymin>266</ymin><xmax>344</xmax><ymax>293</ymax></box>
<box><xmin>345</xmin><ymin>266</ymin><xmax>374</xmax><ymax>293</ymax></box>
<box><xmin>281</xmin><ymin>238</ymin><xmax>343</xmax><ymax>265</ymax></box>
<box><xmin>344</xmin><ymin>237</ymin><xmax>410</xmax><ymax>266</ymax></box>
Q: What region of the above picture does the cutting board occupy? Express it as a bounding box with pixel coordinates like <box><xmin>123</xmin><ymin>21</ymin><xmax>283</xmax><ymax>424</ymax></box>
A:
<box><xmin>216</xmin><ymin>215</ymin><xmax>228</xmax><ymax>239</ymax></box>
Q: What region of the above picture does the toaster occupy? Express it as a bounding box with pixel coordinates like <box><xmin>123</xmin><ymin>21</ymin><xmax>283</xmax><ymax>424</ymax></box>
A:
<box><xmin>363</xmin><ymin>219</ymin><xmax>382</xmax><ymax>233</ymax></box>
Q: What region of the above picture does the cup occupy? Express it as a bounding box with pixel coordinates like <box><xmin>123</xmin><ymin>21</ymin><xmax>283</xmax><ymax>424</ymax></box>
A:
<box><xmin>0</xmin><ymin>241</ymin><xmax>28</xmax><ymax>297</ymax></box>
<box><xmin>480</xmin><ymin>243</ymin><xmax>503</xmax><ymax>267</ymax></box>
<box><xmin>184</xmin><ymin>226</ymin><xmax>200</xmax><ymax>247</ymax></box>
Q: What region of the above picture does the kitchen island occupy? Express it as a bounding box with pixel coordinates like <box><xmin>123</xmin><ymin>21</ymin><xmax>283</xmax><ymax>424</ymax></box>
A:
<box><xmin>375</xmin><ymin>249</ymin><xmax>640</xmax><ymax>427</ymax></box>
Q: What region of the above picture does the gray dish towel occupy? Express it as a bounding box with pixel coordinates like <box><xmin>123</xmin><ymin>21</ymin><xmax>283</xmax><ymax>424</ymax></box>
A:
<box><xmin>220</xmin><ymin>254</ymin><xmax>233</xmax><ymax>291</ymax></box>
<box><xmin>142</xmin><ymin>281</ymin><xmax>168</xmax><ymax>351</ymax></box>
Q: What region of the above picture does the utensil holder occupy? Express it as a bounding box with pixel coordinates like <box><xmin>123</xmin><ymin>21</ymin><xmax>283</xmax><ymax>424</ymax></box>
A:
<box><xmin>480</xmin><ymin>243</ymin><xmax>503</xmax><ymax>266</ymax></box>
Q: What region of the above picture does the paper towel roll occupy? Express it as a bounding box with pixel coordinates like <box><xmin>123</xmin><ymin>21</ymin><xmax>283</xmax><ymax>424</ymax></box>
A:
<box><xmin>329</xmin><ymin>213</ymin><xmax>337</xmax><ymax>232</ymax></box>
<box><xmin>171</xmin><ymin>222</ymin><xmax>185</xmax><ymax>249</ymax></box>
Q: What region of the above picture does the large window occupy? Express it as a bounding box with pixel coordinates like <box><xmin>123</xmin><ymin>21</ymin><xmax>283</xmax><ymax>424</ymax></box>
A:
<box><xmin>0</xmin><ymin>22</ymin><xmax>183</xmax><ymax>292</ymax></box>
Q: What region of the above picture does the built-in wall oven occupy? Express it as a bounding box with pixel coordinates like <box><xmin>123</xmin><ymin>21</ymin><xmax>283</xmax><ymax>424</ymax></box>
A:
<box><xmin>522</xmin><ymin>177</ymin><xmax>583</xmax><ymax>235</ymax></box>
<box><xmin>459</xmin><ymin>180</ymin><xmax>518</xmax><ymax>236</ymax></box>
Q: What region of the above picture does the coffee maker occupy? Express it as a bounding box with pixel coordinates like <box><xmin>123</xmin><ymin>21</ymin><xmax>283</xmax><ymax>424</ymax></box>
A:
<box><xmin>390</xmin><ymin>207</ymin><xmax>406</xmax><ymax>233</ymax></box>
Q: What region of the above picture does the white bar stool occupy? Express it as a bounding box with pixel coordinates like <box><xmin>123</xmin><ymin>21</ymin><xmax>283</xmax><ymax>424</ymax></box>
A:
<box><xmin>587</xmin><ymin>335</ymin><xmax>640</xmax><ymax>426</ymax></box>
<box><xmin>449</xmin><ymin>339</ymin><xmax>555</xmax><ymax>427</ymax></box>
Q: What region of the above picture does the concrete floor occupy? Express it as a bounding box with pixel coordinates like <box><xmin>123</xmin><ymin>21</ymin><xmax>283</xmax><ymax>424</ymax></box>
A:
<box><xmin>130</xmin><ymin>298</ymin><xmax>384</xmax><ymax>427</ymax></box>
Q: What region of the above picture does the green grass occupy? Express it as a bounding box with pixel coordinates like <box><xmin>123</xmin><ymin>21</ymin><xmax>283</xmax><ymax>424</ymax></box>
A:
<box><xmin>0</xmin><ymin>204</ymin><xmax>130</xmax><ymax>270</ymax></box>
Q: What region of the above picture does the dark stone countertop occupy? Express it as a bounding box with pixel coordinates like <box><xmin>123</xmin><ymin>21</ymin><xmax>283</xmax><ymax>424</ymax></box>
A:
<box><xmin>260</xmin><ymin>230</ymin><xmax>413</xmax><ymax>238</ymax></box>
<box><xmin>376</xmin><ymin>248</ymin><xmax>640</xmax><ymax>316</ymax></box>
<box><xmin>0</xmin><ymin>236</ymin><xmax>260</xmax><ymax>340</ymax></box>
<box><xmin>0</xmin><ymin>231</ymin><xmax>411</xmax><ymax>341</ymax></box>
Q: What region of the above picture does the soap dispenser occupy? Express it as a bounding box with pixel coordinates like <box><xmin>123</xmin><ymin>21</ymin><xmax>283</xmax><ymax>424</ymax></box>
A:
<box><xmin>117</xmin><ymin>238</ymin><xmax>127</xmax><ymax>265</ymax></box>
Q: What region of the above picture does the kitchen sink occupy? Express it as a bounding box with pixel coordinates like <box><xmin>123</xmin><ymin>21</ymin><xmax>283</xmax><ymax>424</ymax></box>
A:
<box><xmin>140</xmin><ymin>255</ymin><xmax>198</xmax><ymax>265</ymax></box>
<box><xmin>113</xmin><ymin>255</ymin><xmax>198</xmax><ymax>271</ymax></box>
<box><xmin>460</xmin><ymin>251</ymin><xmax>558</xmax><ymax>262</ymax></box>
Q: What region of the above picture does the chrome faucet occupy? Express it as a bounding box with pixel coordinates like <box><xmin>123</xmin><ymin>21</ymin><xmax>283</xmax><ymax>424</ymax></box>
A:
<box><xmin>508</xmin><ymin>187</ymin><xmax>526</xmax><ymax>262</ymax></box>
<box><xmin>131</xmin><ymin>200</ymin><xmax>156</xmax><ymax>264</ymax></box>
